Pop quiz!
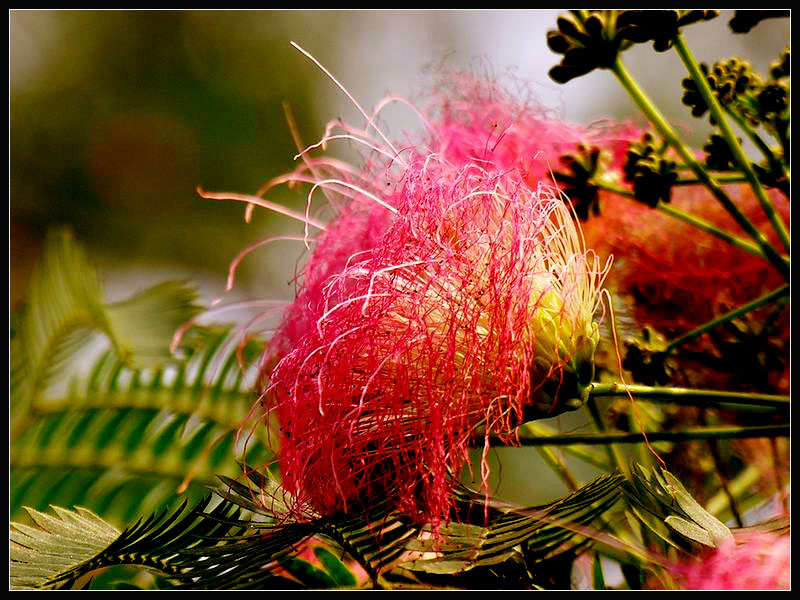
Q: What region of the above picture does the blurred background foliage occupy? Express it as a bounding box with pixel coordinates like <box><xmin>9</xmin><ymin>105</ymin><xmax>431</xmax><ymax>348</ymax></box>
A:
<box><xmin>9</xmin><ymin>10</ymin><xmax>789</xmax><ymax>530</ymax></box>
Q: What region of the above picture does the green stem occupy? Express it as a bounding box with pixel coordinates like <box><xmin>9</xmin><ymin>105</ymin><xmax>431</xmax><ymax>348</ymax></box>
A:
<box><xmin>499</xmin><ymin>424</ymin><xmax>789</xmax><ymax>446</ymax></box>
<box><xmin>672</xmin><ymin>34</ymin><xmax>790</xmax><ymax>254</ymax></box>
<box><xmin>521</xmin><ymin>422</ymin><xmax>611</xmax><ymax>471</ymax></box>
<box><xmin>587</xmin><ymin>382</ymin><xmax>789</xmax><ymax>412</ymax></box>
<box><xmin>698</xmin><ymin>409</ymin><xmax>744</xmax><ymax>527</ymax></box>
<box><xmin>585</xmin><ymin>397</ymin><xmax>630</xmax><ymax>478</ymax></box>
<box><xmin>770</xmin><ymin>438</ymin><xmax>789</xmax><ymax>514</ymax></box>
<box><xmin>723</xmin><ymin>105</ymin><xmax>784</xmax><ymax>177</ymax></box>
<box><xmin>598</xmin><ymin>183</ymin><xmax>772</xmax><ymax>260</ymax></box>
<box><xmin>709</xmin><ymin>438</ymin><xmax>745</xmax><ymax>527</ymax></box>
<box><xmin>534</xmin><ymin>446</ymin><xmax>579</xmax><ymax>491</ymax></box>
<box><xmin>656</xmin><ymin>203</ymin><xmax>769</xmax><ymax>259</ymax></box>
<box><xmin>775</xmin><ymin>120</ymin><xmax>790</xmax><ymax>166</ymax></box>
<box><xmin>704</xmin><ymin>463</ymin><xmax>761</xmax><ymax>519</ymax></box>
<box><xmin>10</xmin><ymin>451</ymin><xmax>232</xmax><ymax>488</ymax></box>
<box><xmin>672</xmin><ymin>175</ymin><xmax>748</xmax><ymax>185</ymax></box>
<box><xmin>21</xmin><ymin>382</ymin><xmax>267</xmax><ymax>445</ymax></box>
<box><xmin>672</xmin><ymin>166</ymin><xmax>753</xmax><ymax>179</ymax></box>
<box><xmin>611</xmin><ymin>57</ymin><xmax>789</xmax><ymax>279</ymax></box>
<box><xmin>664</xmin><ymin>283</ymin><xmax>789</xmax><ymax>354</ymax></box>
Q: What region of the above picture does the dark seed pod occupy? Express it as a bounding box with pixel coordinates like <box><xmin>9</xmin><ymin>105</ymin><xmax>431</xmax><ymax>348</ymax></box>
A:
<box><xmin>617</xmin><ymin>10</ymin><xmax>718</xmax><ymax>52</ymax></box>
<box><xmin>546</xmin><ymin>11</ymin><xmax>633</xmax><ymax>84</ymax></box>
<box><xmin>729</xmin><ymin>10</ymin><xmax>790</xmax><ymax>34</ymax></box>
<box><xmin>703</xmin><ymin>134</ymin><xmax>739</xmax><ymax>172</ymax></box>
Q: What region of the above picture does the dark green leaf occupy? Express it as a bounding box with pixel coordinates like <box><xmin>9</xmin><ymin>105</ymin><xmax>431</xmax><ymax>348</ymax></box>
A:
<box><xmin>279</xmin><ymin>556</ymin><xmax>338</xmax><ymax>588</ymax></box>
<box><xmin>592</xmin><ymin>552</ymin><xmax>605</xmax><ymax>590</ymax></box>
<box><xmin>313</xmin><ymin>546</ymin><xmax>358</xmax><ymax>587</ymax></box>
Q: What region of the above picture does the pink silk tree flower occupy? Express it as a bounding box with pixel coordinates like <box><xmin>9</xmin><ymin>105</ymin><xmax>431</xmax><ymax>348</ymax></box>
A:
<box><xmin>670</xmin><ymin>528</ymin><xmax>790</xmax><ymax>590</ymax></box>
<box><xmin>430</xmin><ymin>73</ymin><xmax>789</xmax><ymax>378</ymax></box>
<box><xmin>263</xmin><ymin>136</ymin><xmax>610</xmax><ymax>525</ymax></box>
<box><xmin>264</xmin><ymin>72</ymin><xmax>632</xmax><ymax>368</ymax></box>
<box><xmin>584</xmin><ymin>184</ymin><xmax>789</xmax><ymax>335</ymax></box>
<box><xmin>427</xmin><ymin>71</ymin><xmax>638</xmax><ymax>186</ymax></box>
<box><xmin>582</xmin><ymin>183</ymin><xmax>790</xmax><ymax>393</ymax></box>
<box><xmin>415</xmin><ymin>74</ymin><xmax>788</xmax><ymax>395</ymax></box>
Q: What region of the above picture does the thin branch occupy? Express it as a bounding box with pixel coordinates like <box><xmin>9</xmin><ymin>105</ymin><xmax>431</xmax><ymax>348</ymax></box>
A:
<box><xmin>611</xmin><ymin>57</ymin><xmax>789</xmax><ymax>279</ymax></box>
<box><xmin>672</xmin><ymin>34</ymin><xmax>790</xmax><ymax>253</ymax></box>
<box><xmin>664</xmin><ymin>284</ymin><xmax>789</xmax><ymax>355</ymax></box>
<box><xmin>484</xmin><ymin>424</ymin><xmax>789</xmax><ymax>446</ymax></box>
<box><xmin>587</xmin><ymin>382</ymin><xmax>789</xmax><ymax>412</ymax></box>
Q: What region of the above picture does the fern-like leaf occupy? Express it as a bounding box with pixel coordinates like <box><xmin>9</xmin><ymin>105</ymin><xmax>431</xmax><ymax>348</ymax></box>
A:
<box><xmin>11</xmin><ymin>229</ymin><xmax>202</xmax><ymax>420</ymax></box>
<box><xmin>10</xmin><ymin>506</ymin><xmax>121</xmax><ymax>590</ymax></box>
<box><xmin>10</xmin><ymin>228</ymin><xmax>272</xmax><ymax>525</ymax></box>
<box><xmin>622</xmin><ymin>463</ymin><xmax>733</xmax><ymax>550</ymax></box>
<box><xmin>397</xmin><ymin>472</ymin><xmax>624</xmax><ymax>584</ymax></box>
<box><xmin>10</xmin><ymin>326</ymin><xmax>271</xmax><ymax>525</ymax></box>
<box><xmin>10</xmin><ymin>469</ymin><xmax>632</xmax><ymax>590</ymax></box>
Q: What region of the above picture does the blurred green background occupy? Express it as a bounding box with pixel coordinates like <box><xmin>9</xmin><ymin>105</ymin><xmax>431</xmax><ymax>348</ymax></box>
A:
<box><xmin>9</xmin><ymin>10</ymin><xmax>790</xmax><ymax>507</ymax></box>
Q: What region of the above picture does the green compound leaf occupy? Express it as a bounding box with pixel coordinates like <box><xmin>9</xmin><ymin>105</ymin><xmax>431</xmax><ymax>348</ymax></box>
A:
<box><xmin>9</xmin><ymin>469</ymin><xmax>673</xmax><ymax>590</ymax></box>
<box><xmin>12</xmin><ymin>227</ymin><xmax>202</xmax><ymax>424</ymax></box>
<box><xmin>10</xmin><ymin>228</ymin><xmax>271</xmax><ymax>527</ymax></box>
<box><xmin>10</xmin><ymin>473</ymin><xmax>377</xmax><ymax>590</ymax></box>
<box><xmin>10</xmin><ymin>325</ymin><xmax>270</xmax><ymax>526</ymax></box>
<box><xmin>13</xmin><ymin>229</ymin><xmax>111</xmax><ymax>421</ymax></box>
<box><xmin>105</xmin><ymin>280</ymin><xmax>202</xmax><ymax>368</ymax></box>
<box><xmin>10</xmin><ymin>506</ymin><xmax>121</xmax><ymax>590</ymax></box>
<box><xmin>400</xmin><ymin>472</ymin><xmax>624</xmax><ymax>578</ymax></box>
<box><xmin>622</xmin><ymin>463</ymin><xmax>732</xmax><ymax>550</ymax></box>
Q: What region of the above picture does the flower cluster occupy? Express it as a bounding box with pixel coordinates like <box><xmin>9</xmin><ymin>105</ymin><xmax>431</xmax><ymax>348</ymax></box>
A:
<box><xmin>260</xmin><ymin>76</ymin><xmax>611</xmax><ymax>525</ymax></box>
<box><xmin>582</xmin><ymin>183</ymin><xmax>789</xmax><ymax>392</ymax></box>
<box><xmin>252</xmin><ymin>68</ymin><xmax>787</xmax><ymax>533</ymax></box>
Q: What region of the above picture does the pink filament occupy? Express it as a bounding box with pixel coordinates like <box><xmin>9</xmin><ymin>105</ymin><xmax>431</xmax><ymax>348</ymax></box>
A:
<box><xmin>265</xmin><ymin>152</ymin><xmax>602</xmax><ymax>524</ymax></box>
<box><xmin>255</xmin><ymin>72</ymin><xmax>624</xmax><ymax>524</ymax></box>
<box><xmin>671</xmin><ymin>529</ymin><xmax>790</xmax><ymax>590</ymax></box>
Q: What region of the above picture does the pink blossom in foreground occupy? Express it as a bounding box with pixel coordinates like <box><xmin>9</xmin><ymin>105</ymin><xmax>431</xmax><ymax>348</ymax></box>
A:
<box><xmin>258</xmin><ymin>92</ymin><xmax>610</xmax><ymax>524</ymax></box>
<box><xmin>670</xmin><ymin>528</ymin><xmax>790</xmax><ymax>590</ymax></box>
<box><xmin>263</xmin><ymin>73</ymin><xmax>633</xmax><ymax>366</ymax></box>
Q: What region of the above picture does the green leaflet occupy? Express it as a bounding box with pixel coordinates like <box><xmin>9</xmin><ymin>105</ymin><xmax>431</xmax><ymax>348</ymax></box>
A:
<box><xmin>592</xmin><ymin>552</ymin><xmax>606</xmax><ymax>590</ymax></box>
<box><xmin>661</xmin><ymin>470</ymin><xmax>732</xmax><ymax>546</ymax></box>
<box><xmin>10</xmin><ymin>506</ymin><xmax>121</xmax><ymax>590</ymax></box>
<box><xmin>105</xmin><ymin>280</ymin><xmax>202</xmax><ymax>367</ymax></box>
<box><xmin>398</xmin><ymin>473</ymin><xmax>624</xmax><ymax>578</ymax></box>
<box><xmin>279</xmin><ymin>556</ymin><xmax>338</xmax><ymax>588</ymax></box>
<box><xmin>663</xmin><ymin>516</ymin><xmax>715</xmax><ymax>547</ymax></box>
<box><xmin>312</xmin><ymin>547</ymin><xmax>358</xmax><ymax>587</ymax></box>
<box><xmin>622</xmin><ymin>463</ymin><xmax>733</xmax><ymax>550</ymax></box>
